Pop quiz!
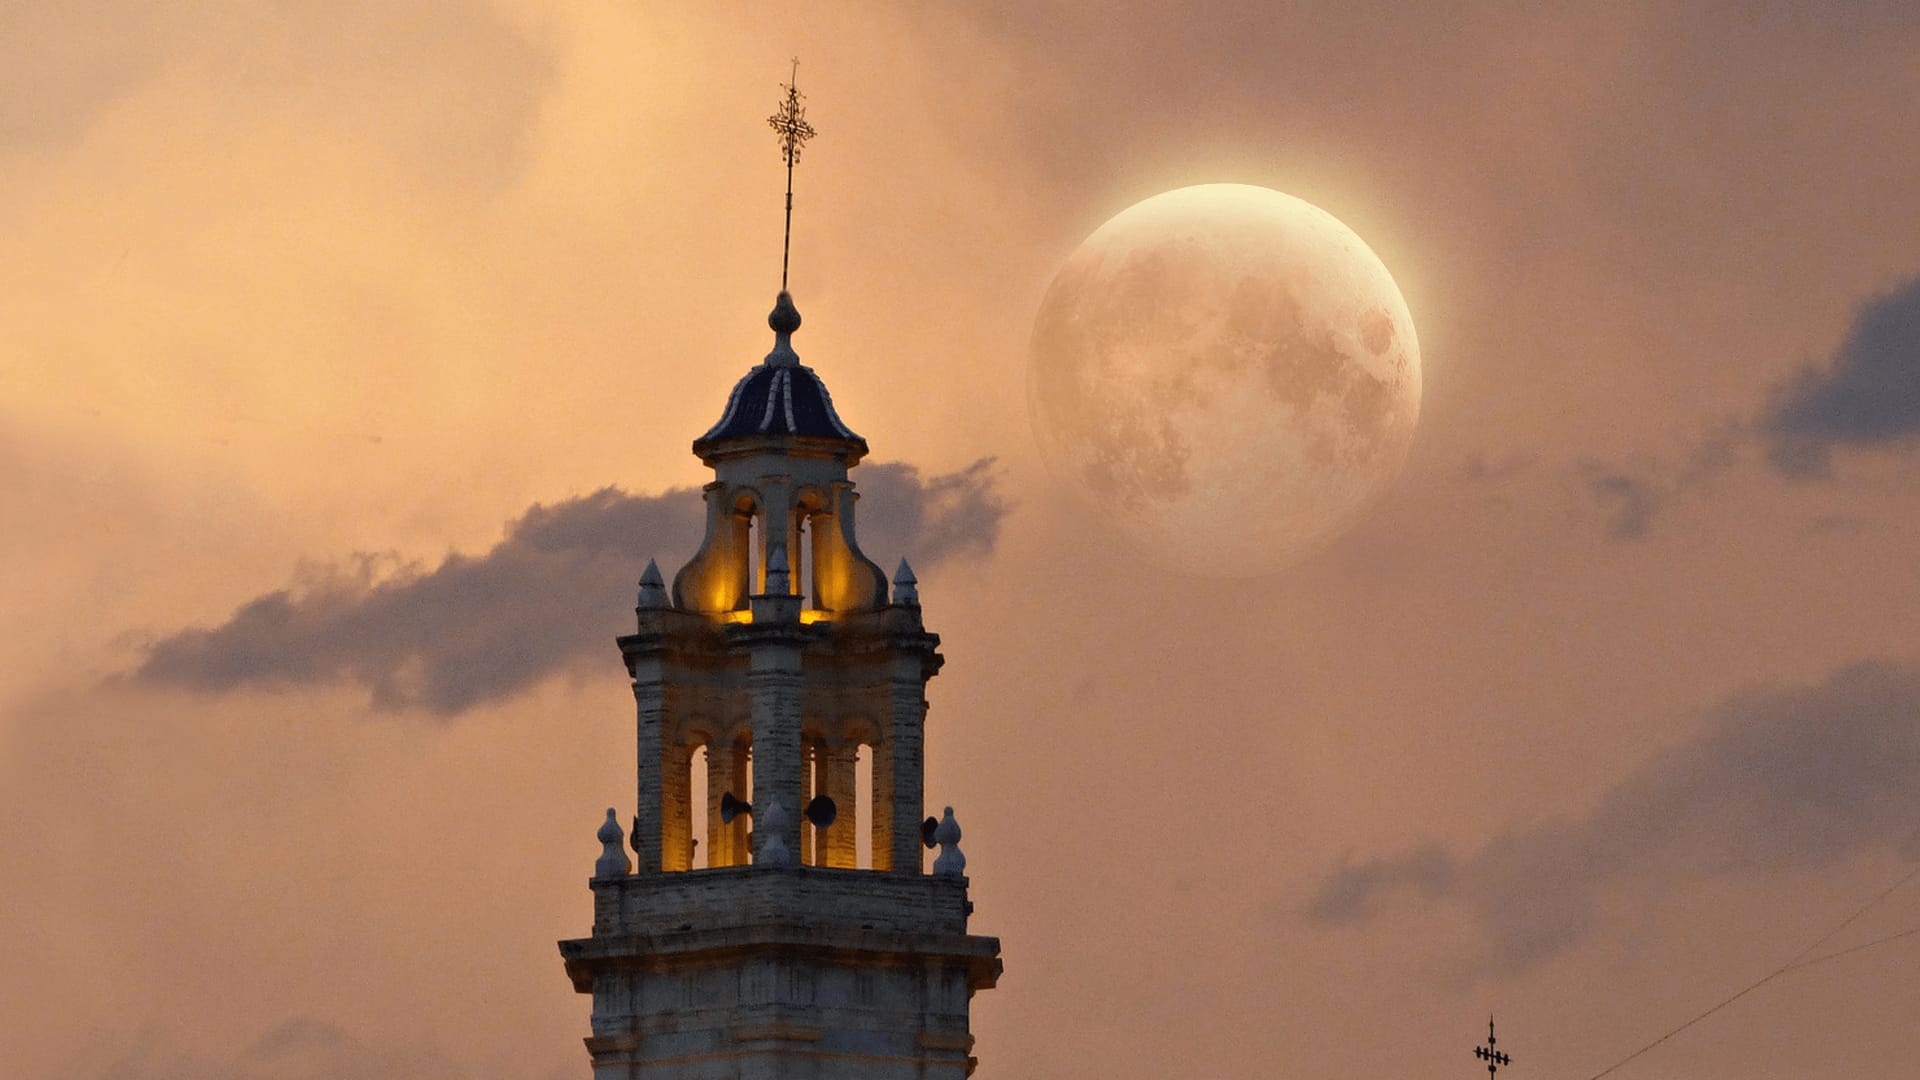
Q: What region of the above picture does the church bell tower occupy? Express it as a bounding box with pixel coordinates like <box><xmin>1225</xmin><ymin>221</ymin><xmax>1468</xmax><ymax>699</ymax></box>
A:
<box><xmin>556</xmin><ymin>288</ymin><xmax>1002</xmax><ymax>1077</ymax></box>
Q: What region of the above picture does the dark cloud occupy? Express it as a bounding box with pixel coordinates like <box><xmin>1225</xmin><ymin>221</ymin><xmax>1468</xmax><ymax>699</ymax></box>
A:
<box><xmin>855</xmin><ymin>456</ymin><xmax>1007</xmax><ymax>569</ymax></box>
<box><xmin>1307</xmin><ymin>844</ymin><xmax>1455</xmax><ymax>922</ymax></box>
<box><xmin>1575</xmin><ymin>419</ymin><xmax>1745</xmax><ymax>541</ymax></box>
<box><xmin>1579</xmin><ymin>463</ymin><xmax>1661</xmax><ymax>541</ymax></box>
<box><xmin>1307</xmin><ymin>660</ymin><xmax>1920</xmax><ymax>969</ymax></box>
<box><xmin>134</xmin><ymin>460</ymin><xmax>1006</xmax><ymax>715</ymax></box>
<box><xmin>1573</xmin><ymin>276</ymin><xmax>1920</xmax><ymax>538</ymax></box>
<box><xmin>1587</xmin><ymin>275</ymin><xmax>1920</xmax><ymax>530</ymax></box>
<box><xmin>1760</xmin><ymin>276</ymin><xmax>1920</xmax><ymax>478</ymax></box>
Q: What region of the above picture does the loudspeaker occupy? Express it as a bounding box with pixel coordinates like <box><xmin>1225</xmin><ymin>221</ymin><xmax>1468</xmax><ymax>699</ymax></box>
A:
<box><xmin>719</xmin><ymin>790</ymin><xmax>752</xmax><ymax>824</ymax></box>
<box><xmin>804</xmin><ymin>794</ymin><xmax>837</xmax><ymax>828</ymax></box>
<box><xmin>921</xmin><ymin>815</ymin><xmax>940</xmax><ymax>849</ymax></box>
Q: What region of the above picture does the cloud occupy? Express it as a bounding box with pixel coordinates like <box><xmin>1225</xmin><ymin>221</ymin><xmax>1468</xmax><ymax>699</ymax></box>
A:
<box><xmin>133</xmin><ymin>459</ymin><xmax>1007</xmax><ymax>715</ymax></box>
<box><xmin>854</xmin><ymin>456</ymin><xmax>1007</xmax><ymax>569</ymax></box>
<box><xmin>1759</xmin><ymin>276</ymin><xmax>1920</xmax><ymax>477</ymax></box>
<box><xmin>1306</xmin><ymin>660</ymin><xmax>1920</xmax><ymax>969</ymax></box>
<box><xmin>1579</xmin><ymin>463</ymin><xmax>1661</xmax><ymax>541</ymax></box>
<box><xmin>1575</xmin><ymin>419</ymin><xmax>1745</xmax><ymax>541</ymax></box>
<box><xmin>1574</xmin><ymin>275</ymin><xmax>1920</xmax><ymax>538</ymax></box>
<box><xmin>1307</xmin><ymin>844</ymin><xmax>1456</xmax><ymax>922</ymax></box>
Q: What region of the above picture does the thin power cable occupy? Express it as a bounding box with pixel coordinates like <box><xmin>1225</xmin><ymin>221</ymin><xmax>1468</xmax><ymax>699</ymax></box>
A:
<box><xmin>1581</xmin><ymin>860</ymin><xmax>1920</xmax><ymax>1080</ymax></box>
<box><xmin>1781</xmin><ymin>861</ymin><xmax>1920</xmax><ymax>968</ymax></box>
<box><xmin>1782</xmin><ymin>922</ymin><xmax>1920</xmax><ymax>975</ymax></box>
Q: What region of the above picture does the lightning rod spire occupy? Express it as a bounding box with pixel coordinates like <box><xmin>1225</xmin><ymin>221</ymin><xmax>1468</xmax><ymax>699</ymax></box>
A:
<box><xmin>767</xmin><ymin>58</ymin><xmax>817</xmax><ymax>291</ymax></box>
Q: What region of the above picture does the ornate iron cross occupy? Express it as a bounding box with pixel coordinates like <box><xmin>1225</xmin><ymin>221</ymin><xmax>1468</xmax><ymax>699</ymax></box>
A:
<box><xmin>1476</xmin><ymin>1015</ymin><xmax>1513</xmax><ymax>1078</ymax></box>
<box><xmin>766</xmin><ymin>58</ymin><xmax>817</xmax><ymax>290</ymax></box>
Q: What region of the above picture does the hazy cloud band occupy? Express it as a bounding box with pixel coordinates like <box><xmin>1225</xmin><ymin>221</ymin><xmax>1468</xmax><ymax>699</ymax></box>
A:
<box><xmin>1308</xmin><ymin>659</ymin><xmax>1920</xmax><ymax>969</ymax></box>
<box><xmin>134</xmin><ymin>459</ymin><xmax>1006</xmax><ymax>715</ymax></box>
<box><xmin>1579</xmin><ymin>273</ymin><xmax>1920</xmax><ymax>538</ymax></box>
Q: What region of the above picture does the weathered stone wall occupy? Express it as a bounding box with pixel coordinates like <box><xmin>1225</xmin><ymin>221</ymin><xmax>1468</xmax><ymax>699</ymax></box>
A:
<box><xmin>563</xmin><ymin>867</ymin><xmax>997</xmax><ymax>1079</ymax></box>
<box><xmin>590</xmin><ymin>866</ymin><xmax>972</xmax><ymax>937</ymax></box>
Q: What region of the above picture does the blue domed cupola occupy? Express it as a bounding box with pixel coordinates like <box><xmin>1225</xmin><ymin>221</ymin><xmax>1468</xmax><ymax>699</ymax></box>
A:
<box><xmin>692</xmin><ymin>291</ymin><xmax>867</xmax><ymax>465</ymax></box>
<box><xmin>672</xmin><ymin>292</ymin><xmax>888</xmax><ymax>616</ymax></box>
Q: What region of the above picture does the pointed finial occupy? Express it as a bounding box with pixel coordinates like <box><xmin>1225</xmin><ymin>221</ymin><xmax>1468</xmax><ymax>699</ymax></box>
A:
<box><xmin>892</xmin><ymin>558</ymin><xmax>920</xmax><ymax>607</ymax></box>
<box><xmin>765</xmin><ymin>541</ymin><xmax>791</xmax><ymax>595</ymax></box>
<box><xmin>932</xmin><ymin>806</ymin><xmax>966</xmax><ymax>877</ymax></box>
<box><xmin>769</xmin><ymin>291</ymin><xmax>802</xmax><ymax>335</ymax></box>
<box><xmin>767</xmin><ymin>58</ymin><xmax>817</xmax><ymax>292</ymax></box>
<box><xmin>756</xmin><ymin>798</ymin><xmax>796</xmax><ymax>866</ymax></box>
<box><xmin>764</xmin><ymin>291</ymin><xmax>801</xmax><ymax>367</ymax></box>
<box><xmin>637</xmin><ymin>558</ymin><xmax>668</xmax><ymax>609</ymax></box>
<box><xmin>595</xmin><ymin>808</ymin><xmax>632</xmax><ymax>879</ymax></box>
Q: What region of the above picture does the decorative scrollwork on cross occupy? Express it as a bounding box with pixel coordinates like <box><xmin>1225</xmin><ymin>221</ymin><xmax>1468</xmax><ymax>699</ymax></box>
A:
<box><xmin>767</xmin><ymin>58</ymin><xmax>816</xmax><ymax>168</ymax></box>
<box><xmin>767</xmin><ymin>58</ymin><xmax>817</xmax><ymax>290</ymax></box>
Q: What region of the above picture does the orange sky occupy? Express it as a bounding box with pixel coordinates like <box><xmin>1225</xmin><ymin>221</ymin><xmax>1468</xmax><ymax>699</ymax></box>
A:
<box><xmin>6</xmin><ymin>3</ymin><xmax>1920</xmax><ymax>1078</ymax></box>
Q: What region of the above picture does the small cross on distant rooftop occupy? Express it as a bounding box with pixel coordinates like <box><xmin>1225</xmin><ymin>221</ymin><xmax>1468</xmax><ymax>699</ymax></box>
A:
<box><xmin>1475</xmin><ymin>1014</ymin><xmax>1514</xmax><ymax>1079</ymax></box>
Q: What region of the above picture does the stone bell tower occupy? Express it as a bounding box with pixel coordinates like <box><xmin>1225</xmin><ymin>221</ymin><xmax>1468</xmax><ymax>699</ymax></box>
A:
<box><xmin>557</xmin><ymin>291</ymin><xmax>1002</xmax><ymax>1079</ymax></box>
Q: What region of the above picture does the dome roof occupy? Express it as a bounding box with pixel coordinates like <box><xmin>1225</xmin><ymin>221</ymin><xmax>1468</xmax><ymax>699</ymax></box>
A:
<box><xmin>696</xmin><ymin>362</ymin><xmax>864</xmax><ymax>445</ymax></box>
<box><xmin>693</xmin><ymin>292</ymin><xmax>867</xmax><ymax>458</ymax></box>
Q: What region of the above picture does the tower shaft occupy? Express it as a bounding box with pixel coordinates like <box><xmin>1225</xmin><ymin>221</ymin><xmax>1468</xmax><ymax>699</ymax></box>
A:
<box><xmin>558</xmin><ymin>292</ymin><xmax>1000</xmax><ymax>1078</ymax></box>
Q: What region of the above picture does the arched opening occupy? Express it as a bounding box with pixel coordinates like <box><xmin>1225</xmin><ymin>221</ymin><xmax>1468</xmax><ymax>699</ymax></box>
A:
<box><xmin>796</xmin><ymin>490</ymin><xmax>826</xmax><ymax>604</ymax></box>
<box><xmin>707</xmin><ymin>734</ymin><xmax>751</xmax><ymax>868</ymax></box>
<box><xmin>689</xmin><ymin>742</ymin><xmax>709</xmax><ymax>869</ymax></box>
<box><xmin>721</xmin><ymin>489</ymin><xmax>766</xmax><ymax>605</ymax></box>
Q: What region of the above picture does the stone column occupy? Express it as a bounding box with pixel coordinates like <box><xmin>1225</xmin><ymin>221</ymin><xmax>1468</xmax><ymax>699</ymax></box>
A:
<box><xmin>786</xmin><ymin>511</ymin><xmax>804</xmax><ymax>597</ymax></box>
<box><xmin>727</xmin><ymin>737</ymin><xmax>750</xmax><ymax>866</ymax></box>
<box><xmin>742</xmin><ymin>622</ymin><xmax>806</xmax><ymax>865</ymax></box>
<box><xmin>886</xmin><ymin>671</ymin><xmax>927</xmax><ymax>875</ymax></box>
<box><xmin>821</xmin><ymin>742</ymin><xmax>859</xmax><ymax>869</ymax></box>
<box><xmin>801</xmin><ymin>739</ymin><xmax>818</xmax><ymax>866</ymax></box>
<box><xmin>630</xmin><ymin>658</ymin><xmax>666</xmax><ymax>873</ymax></box>
<box><xmin>870</xmin><ymin>735</ymin><xmax>895</xmax><ymax>873</ymax></box>
<box><xmin>661</xmin><ymin>742</ymin><xmax>693</xmax><ymax>872</ymax></box>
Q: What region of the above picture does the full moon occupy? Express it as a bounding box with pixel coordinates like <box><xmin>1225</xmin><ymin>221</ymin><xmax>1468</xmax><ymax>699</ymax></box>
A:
<box><xmin>1028</xmin><ymin>183</ymin><xmax>1421</xmax><ymax>576</ymax></box>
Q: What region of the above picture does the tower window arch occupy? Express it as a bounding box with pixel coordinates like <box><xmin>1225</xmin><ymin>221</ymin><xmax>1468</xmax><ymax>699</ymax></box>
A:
<box><xmin>793</xmin><ymin>487</ymin><xmax>827</xmax><ymax>603</ymax></box>
<box><xmin>730</xmin><ymin>491</ymin><xmax>762</xmax><ymax>600</ymax></box>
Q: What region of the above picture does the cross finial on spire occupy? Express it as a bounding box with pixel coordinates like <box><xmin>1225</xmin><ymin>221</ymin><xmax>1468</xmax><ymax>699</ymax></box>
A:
<box><xmin>767</xmin><ymin>58</ymin><xmax>817</xmax><ymax>292</ymax></box>
<box><xmin>1475</xmin><ymin>1014</ymin><xmax>1513</xmax><ymax>1079</ymax></box>
<box><xmin>769</xmin><ymin>58</ymin><xmax>815</xmax><ymax>170</ymax></box>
